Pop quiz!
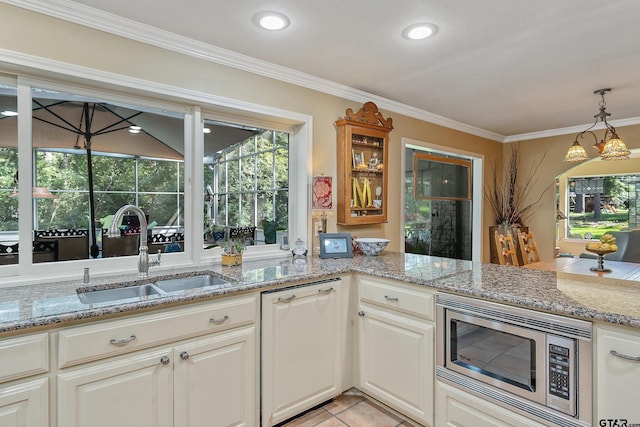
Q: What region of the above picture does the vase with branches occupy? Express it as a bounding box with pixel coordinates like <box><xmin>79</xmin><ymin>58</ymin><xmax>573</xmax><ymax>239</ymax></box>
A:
<box><xmin>485</xmin><ymin>146</ymin><xmax>550</xmax><ymax>229</ymax></box>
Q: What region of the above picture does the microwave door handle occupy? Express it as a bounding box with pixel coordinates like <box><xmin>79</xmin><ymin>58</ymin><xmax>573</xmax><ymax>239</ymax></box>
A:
<box><xmin>610</xmin><ymin>350</ymin><xmax>640</xmax><ymax>362</ymax></box>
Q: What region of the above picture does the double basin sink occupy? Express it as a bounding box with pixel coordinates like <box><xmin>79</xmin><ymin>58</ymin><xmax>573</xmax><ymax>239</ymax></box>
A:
<box><xmin>77</xmin><ymin>274</ymin><xmax>230</xmax><ymax>305</ymax></box>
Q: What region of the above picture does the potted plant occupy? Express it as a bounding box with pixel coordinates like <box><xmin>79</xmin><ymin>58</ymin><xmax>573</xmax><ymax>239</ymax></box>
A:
<box><xmin>220</xmin><ymin>238</ymin><xmax>246</xmax><ymax>266</ymax></box>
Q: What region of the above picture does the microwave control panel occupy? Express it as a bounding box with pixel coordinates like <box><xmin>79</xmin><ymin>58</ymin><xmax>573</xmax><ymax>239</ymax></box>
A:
<box><xmin>549</xmin><ymin>344</ymin><xmax>570</xmax><ymax>399</ymax></box>
<box><xmin>547</xmin><ymin>335</ymin><xmax>576</xmax><ymax>416</ymax></box>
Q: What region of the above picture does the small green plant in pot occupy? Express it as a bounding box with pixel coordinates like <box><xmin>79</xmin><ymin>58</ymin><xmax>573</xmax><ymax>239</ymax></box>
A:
<box><xmin>220</xmin><ymin>238</ymin><xmax>246</xmax><ymax>266</ymax></box>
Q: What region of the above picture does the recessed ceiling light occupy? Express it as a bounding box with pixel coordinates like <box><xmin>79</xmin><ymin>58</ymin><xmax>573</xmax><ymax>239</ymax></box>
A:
<box><xmin>1</xmin><ymin>110</ymin><xmax>18</xmax><ymax>116</ymax></box>
<box><xmin>254</xmin><ymin>11</ymin><xmax>290</xmax><ymax>31</ymax></box>
<box><xmin>402</xmin><ymin>23</ymin><xmax>438</xmax><ymax>40</ymax></box>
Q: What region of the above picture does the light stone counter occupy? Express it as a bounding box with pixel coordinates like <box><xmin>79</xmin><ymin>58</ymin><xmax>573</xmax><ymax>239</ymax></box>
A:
<box><xmin>0</xmin><ymin>252</ymin><xmax>638</xmax><ymax>335</ymax></box>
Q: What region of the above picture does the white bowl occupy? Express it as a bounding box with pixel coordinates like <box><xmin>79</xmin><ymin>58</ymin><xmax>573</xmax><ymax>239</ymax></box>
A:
<box><xmin>355</xmin><ymin>238</ymin><xmax>390</xmax><ymax>256</ymax></box>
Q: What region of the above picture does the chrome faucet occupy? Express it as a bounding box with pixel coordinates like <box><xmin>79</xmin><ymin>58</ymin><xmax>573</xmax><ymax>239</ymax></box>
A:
<box><xmin>107</xmin><ymin>204</ymin><xmax>161</xmax><ymax>278</ymax></box>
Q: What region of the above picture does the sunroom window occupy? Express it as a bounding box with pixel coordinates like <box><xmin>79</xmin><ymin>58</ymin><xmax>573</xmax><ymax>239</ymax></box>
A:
<box><xmin>203</xmin><ymin>119</ymin><xmax>289</xmax><ymax>248</ymax></box>
<box><xmin>1</xmin><ymin>85</ymin><xmax>187</xmax><ymax>267</ymax></box>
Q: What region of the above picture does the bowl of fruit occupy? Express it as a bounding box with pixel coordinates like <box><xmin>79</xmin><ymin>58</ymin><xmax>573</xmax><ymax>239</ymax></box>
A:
<box><xmin>585</xmin><ymin>233</ymin><xmax>618</xmax><ymax>272</ymax></box>
<box><xmin>585</xmin><ymin>233</ymin><xmax>618</xmax><ymax>255</ymax></box>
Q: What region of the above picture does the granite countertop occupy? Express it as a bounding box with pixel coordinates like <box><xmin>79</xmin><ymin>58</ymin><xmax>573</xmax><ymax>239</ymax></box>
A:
<box><xmin>0</xmin><ymin>251</ymin><xmax>639</xmax><ymax>335</ymax></box>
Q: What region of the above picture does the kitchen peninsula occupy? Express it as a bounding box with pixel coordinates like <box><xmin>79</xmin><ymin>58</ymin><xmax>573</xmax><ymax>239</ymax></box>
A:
<box><xmin>0</xmin><ymin>252</ymin><xmax>639</xmax><ymax>427</ymax></box>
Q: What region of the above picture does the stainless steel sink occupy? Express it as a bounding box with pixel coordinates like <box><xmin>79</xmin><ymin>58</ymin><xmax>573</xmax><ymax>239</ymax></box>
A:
<box><xmin>77</xmin><ymin>283</ymin><xmax>161</xmax><ymax>304</ymax></box>
<box><xmin>77</xmin><ymin>274</ymin><xmax>230</xmax><ymax>305</ymax></box>
<box><xmin>154</xmin><ymin>275</ymin><xmax>229</xmax><ymax>293</ymax></box>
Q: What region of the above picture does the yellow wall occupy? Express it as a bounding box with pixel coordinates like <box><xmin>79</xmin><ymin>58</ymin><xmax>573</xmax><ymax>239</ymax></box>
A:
<box><xmin>506</xmin><ymin>125</ymin><xmax>640</xmax><ymax>260</ymax></box>
<box><xmin>0</xmin><ymin>4</ymin><xmax>504</xmax><ymax>259</ymax></box>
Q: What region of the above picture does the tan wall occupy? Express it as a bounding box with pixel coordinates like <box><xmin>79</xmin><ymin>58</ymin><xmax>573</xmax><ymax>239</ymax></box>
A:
<box><xmin>506</xmin><ymin>124</ymin><xmax>640</xmax><ymax>260</ymax></box>
<box><xmin>0</xmin><ymin>3</ymin><xmax>504</xmax><ymax>259</ymax></box>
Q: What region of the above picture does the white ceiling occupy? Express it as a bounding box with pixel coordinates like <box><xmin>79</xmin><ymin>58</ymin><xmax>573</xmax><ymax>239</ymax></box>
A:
<box><xmin>10</xmin><ymin>0</ymin><xmax>640</xmax><ymax>141</ymax></box>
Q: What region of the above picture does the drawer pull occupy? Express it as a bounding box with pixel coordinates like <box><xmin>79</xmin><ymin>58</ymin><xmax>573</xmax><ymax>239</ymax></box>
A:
<box><xmin>610</xmin><ymin>350</ymin><xmax>640</xmax><ymax>362</ymax></box>
<box><xmin>384</xmin><ymin>295</ymin><xmax>399</xmax><ymax>302</ymax></box>
<box><xmin>318</xmin><ymin>287</ymin><xmax>334</xmax><ymax>295</ymax></box>
<box><xmin>109</xmin><ymin>335</ymin><xmax>136</xmax><ymax>346</ymax></box>
<box><xmin>209</xmin><ymin>315</ymin><xmax>229</xmax><ymax>324</ymax></box>
<box><xmin>275</xmin><ymin>294</ymin><xmax>296</xmax><ymax>303</ymax></box>
<box><xmin>180</xmin><ymin>351</ymin><xmax>190</xmax><ymax>361</ymax></box>
<box><xmin>160</xmin><ymin>356</ymin><xmax>170</xmax><ymax>365</ymax></box>
<box><xmin>358</xmin><ymin>311</ymin><xmax>365</xmax><ymax>317</ymax></box>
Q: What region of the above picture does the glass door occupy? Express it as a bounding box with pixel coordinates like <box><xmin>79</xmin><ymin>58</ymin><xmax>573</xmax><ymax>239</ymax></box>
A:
<box><xmin>404</xmin><ymin>148</ymin><xmax>472</xmax><ymax>260</ymax></box>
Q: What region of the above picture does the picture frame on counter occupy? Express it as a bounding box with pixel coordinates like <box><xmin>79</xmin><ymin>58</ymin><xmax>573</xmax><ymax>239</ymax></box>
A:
<box><xmin>319</xmin><ymin>232</ymin><xmax>353</xmax><ymax>259</ymax></box>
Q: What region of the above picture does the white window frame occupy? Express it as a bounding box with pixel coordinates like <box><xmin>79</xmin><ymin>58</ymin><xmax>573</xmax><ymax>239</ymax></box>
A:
<box><xmin>401</xmin><ymin>137</ymin><xmax>483</xmax><ymax>263</ymax></box>
<box><xmin>0</xmin><ymin>59</ymin><xmax>311</xmax><ymax>284</ymax></box>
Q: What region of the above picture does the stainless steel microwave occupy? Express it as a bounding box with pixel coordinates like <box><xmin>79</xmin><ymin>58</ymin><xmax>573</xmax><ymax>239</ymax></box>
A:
<box><xmin>436</xmin><ymin>293</ymin><xmax>592</xmax><ymax>427</ymax></box>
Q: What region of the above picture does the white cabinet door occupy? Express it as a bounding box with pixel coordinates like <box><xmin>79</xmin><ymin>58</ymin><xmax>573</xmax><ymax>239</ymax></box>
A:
<box><xmin>595</xmin><ymin>324</ymin><xmax>640</xmax><ymax>422</ymax></box>
<box><xmin>358</xmin><ymin>304</ymin><xmax>433</xmax><ymax>426</ymax></box>
<box><xmin>435</xmin><ymin>381</ymin><xmax>546</xmax><ymax>427</ymax></box>
<box><xmin>173</xmin><ymin>326</ymin><xmax>256</xmax><ymax>427</ymax></box>
<box><xmin>0</xmin><ymin>378</ymin><xmax>48</xmax><ymax>427</ymax></box>
<box><xmin>261</xmin><ymin>279</ymin><xmax>344</xmax><ymax>427</ymax></box>
<box><xmin>58</xmin><ymin>347</ymin><xmax>173</xmax><ymax>427</ymax></box>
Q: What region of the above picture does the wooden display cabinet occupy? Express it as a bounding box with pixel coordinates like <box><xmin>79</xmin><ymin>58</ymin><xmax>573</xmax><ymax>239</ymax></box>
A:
<box><xmin>336</xmin><ymin>102</ymin><xmax>393</xmax><ymax>225</ymax></box>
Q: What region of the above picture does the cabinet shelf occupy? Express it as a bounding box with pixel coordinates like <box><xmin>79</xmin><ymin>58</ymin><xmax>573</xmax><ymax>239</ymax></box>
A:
<box><xmin>351</xmin><ymin>142</ymin><xmax>383</xmax><ymax>148</ymax></box>
<box><xmin>351</xmin><ymin>207</ymin><xmax>382</xmax><ymax>212</ymax></box>
<box><xmin>336</xmin><ymin>102</ymin><xmax>393</xmax><ymax>226</ymax></box>
<box><xmin>352</xmin><ymin>169</ymin><xmax>383</xmax><ymax>175</ymax></box>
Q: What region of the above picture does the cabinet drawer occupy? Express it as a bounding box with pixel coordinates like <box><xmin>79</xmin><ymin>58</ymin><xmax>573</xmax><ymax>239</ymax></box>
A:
<box><xmin>0</xmin><ymin>333</ymin><xmax>48</xmax><ymax>382</ymax></box>
<box><xmin>358</xmin><ymin>276</ymin><xmax>434</xmax><ymax>320</ymax></box>
<box><xmin>58</xmin><ymin>294</ymin><xmax>257</xmax><ymax>368</ymax></box>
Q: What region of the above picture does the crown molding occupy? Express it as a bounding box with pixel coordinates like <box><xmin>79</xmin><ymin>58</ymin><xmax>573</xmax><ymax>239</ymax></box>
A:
<box><xmin>0</xmin><ymin>48</ymin><xmax>313</xmax><ymax>127</ymax></box>
<box><xmin>3</xmin><ymin>0</ymin><xmax>505</xmax><ymax>142</ymax></box>
<box><xmin>504</xmin><ymin>116</ymin><xmax>640</xmax><ymax>143</ymax></box>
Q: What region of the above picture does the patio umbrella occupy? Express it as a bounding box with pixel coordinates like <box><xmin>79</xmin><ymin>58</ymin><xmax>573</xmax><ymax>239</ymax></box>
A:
<box><xmin>0</xmin><ymin>97</ymin><xmax>184</xmax><ymax>258</ymax></box>
<box><xmin>35</xmin><ymin>100</ymin><xmax>151</xmax><ymax>258</ymax></box>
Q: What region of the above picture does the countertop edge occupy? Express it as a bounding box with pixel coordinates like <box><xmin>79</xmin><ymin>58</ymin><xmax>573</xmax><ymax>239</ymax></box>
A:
<box><xmin>1</xmin><ymin>254</ymin><xmax>639</xmax><ymax>334</ymax></box>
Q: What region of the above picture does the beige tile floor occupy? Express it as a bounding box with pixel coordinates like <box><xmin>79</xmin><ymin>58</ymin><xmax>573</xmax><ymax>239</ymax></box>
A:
<box><xmin>279</xmin><ymin>390</ymin><xmax>415</xmax><ymax>427</ymax></box>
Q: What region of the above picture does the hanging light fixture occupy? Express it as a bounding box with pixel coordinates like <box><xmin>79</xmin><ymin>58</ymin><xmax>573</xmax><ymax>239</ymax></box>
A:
<box><xmin>8</xmin><ymin>171</ymin><xmax>57</xmax><ymax>199</ymax></box>
<box><xmin>9</xmin><ymin>186</ymin><xmax>57</xmax><ymax>199</ymax></box>
<box><xmin>564</xmin><ymin>88</ymin><xmax>631</xmax><ymax>162</ymax></box>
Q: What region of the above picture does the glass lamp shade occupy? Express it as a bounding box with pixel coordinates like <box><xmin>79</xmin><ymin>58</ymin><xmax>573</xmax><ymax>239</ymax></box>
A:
<box><xmin>564</xmin><ymin>140</ymin><xmax>590</xmax><ymax>162</ymax></box>
<box><xmin>600</xmin><ymin>134</ymin><xmax>631</xmax><ymax>160</ymax></box>
<box><xmin>9</xmin><ymin>186</ymin><xmax>57</xmax><ymax>199</ymax></box>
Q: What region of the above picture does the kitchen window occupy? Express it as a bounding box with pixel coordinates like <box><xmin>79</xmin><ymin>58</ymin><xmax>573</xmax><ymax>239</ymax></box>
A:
<box><xmin>203</xmin><ymin>120</ymin><xmax>289</xmax><ymax>246</ymax></box>
<box><xmin>565</xmin><ymin>174</ymin><xmax>639</xmax><ymax>240</ymax></box>
<box><xmin>0</xmin><ymin>70</ymin><xmax>309</xmax><ymax>280</ymax></box>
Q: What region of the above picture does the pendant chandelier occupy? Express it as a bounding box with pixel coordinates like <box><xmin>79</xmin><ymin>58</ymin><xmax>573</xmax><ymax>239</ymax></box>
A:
<box><xmin>564</xmin><ymin>88</ymin><xmax>631</xmax><ymax>162</ymax></box>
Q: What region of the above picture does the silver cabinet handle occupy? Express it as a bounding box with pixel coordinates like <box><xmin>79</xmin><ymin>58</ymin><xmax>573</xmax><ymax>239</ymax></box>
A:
<box><xmin>180</xmin><ymin>351</ymin><xmax>189</xmax><ymax>361</ymax></box>
<box><xmin>384</xmin><ymin>295</ymin><xmax>399</xmax><ymax>302</ymax></box>
<box><xmin>109</xmin><ymin>335</ymin><xmax>136</xmax><ymax>346</ymax></box>
<box><xmin>160</xmin><ymin>355</ymin><xmax>170</xmax><ymax>365</ymax></box>
<box><xmin>358</xmin><ymin>311</ymin><xmax>365</xmax><ymax>317</ymax></box>
<box><xmin>210</xmin><ymin>315</ymin><xmax>229</xmax><ymax>324</ymax></box>
<box><xmin>275</xmin><ymin>294</ymin><xmax>296</xmax><ymax>303</ymax></box>
<box><xmin>610</xmin><ymin>350</ymin><xmax>640</xmax><ymax>362</ymax></box>
<box><xmin>318</xmin><ymin>287</ymin><xmax>334</xmax><ymax>295</ymax></box>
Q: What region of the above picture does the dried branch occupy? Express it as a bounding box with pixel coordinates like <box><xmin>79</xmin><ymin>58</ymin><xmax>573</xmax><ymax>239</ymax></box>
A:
<box><xmin>484</xmin><ymin>146</ymin><xmax>551</xmax><ymax>226</ymax></box>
